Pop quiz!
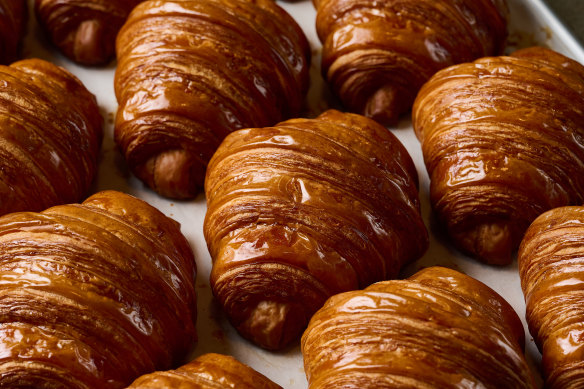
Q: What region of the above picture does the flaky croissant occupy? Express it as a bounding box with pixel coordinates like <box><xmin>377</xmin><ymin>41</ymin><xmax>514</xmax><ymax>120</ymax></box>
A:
<box><xmin>315</xmin><ymin>0</ymin><xmax>508</xmax><ymax>125</ymax></box>
<box><xmin>0</xmin><ymin>190</ymin><xmax>197</xmax><ymax>388</ymax></box>
<box><xmin>204</xmin><ymin>109</ymin><xmax>428</xmax><ymax>350</ymax></box>
<box><xmin>35</xmin><ymin>0</ymin><xmax>144</xmax><ymax>66</ymax></box>
<box><xmin>519</xmin><ymin>206</ymin><xmax>584</xmax><ymax>389</ymax></box>
<box><xmin>301</xmin><ymin>266</ymin><xmax>535</xmax><ymax>388</ymax></box>
<box><xmin>114</xmin><ymin>0</ymin><xmax>310</xmax><ymax>199</ymax></box>
<box><xmin>126</xmin><ymin>353</ymin><xmax>281</xmax><ymax>389</ymax></box>
<box><xmin>0</xmin><ymin>0</ymin><xmax>27</xmax><ymax>64</ymax></box>
<box><xmin>0</xmin><ymin>58</ymin><xmax>102</xmax><ymax>217</ymax></box>
<box><xmin>413</xmin><ymin>47</ymin><xmax>584</xmax><ymax>265</ymax></box>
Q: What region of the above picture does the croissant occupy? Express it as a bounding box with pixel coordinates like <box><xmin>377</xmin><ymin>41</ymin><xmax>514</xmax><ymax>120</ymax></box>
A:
<box><xmin>126</xmin><ymin>353</ymin><xmax>281</xmax><ymax>388</ymax></box>
<box><xmin>301</xmin><ymin>266</ymin><xmax>535</xmax><ymax>388</ymax></box>
<box><xmin>34</xmin><ymin>0</ymin><xmax>144</xmax><ymax>66</ymax></box>
<box><xmin>114</xmin><ymin>0</ymin><xmax>310</xmax><ymax>199</ymax></box>
<box><xmin>0</xmin><ymin>58</ymin><xmax>102</xmax><ymax>217</ymax></box>
<box><xmin>519</xmin><ymin>206</ymin><xmax>584</xmax><ymax>388</ymax></box>
<box><xmin>204</xmin><ymin>109</ymin><xmax>428</xmax><ymax>350</ymax></box>
<box><xmin>412</xmin><ymin>47</ymin><xmax>584</xmax><ymax>265</ymax></box>
<box><xmin>0</xmin><ymin>0</ymin><xmax>27</xmax><ymax>64</ymax></box>
<box><xmin>0</xmin><ymin>190</ymin><xmax>197</xmax><ymax>388</ymax></box>
<box><xmin>314</xmin><ymin>0</ymin><xmax>508</xmax><ymax>125</ymax></box>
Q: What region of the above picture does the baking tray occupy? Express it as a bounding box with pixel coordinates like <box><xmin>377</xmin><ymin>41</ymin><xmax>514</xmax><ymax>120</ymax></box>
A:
<box><xmin>20</xmin><ymin>0</ymin><xmax>584</xmax><ymax>387</ymax></box>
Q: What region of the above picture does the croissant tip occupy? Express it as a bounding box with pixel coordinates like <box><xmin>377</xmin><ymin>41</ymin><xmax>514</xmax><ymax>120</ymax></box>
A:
<box><xmin>363</xmin><ymin>85</ymin><xmax>410</xmax><ymax>126</ymax></box>
<box><xmin>73</xmin><ymin>20</ymin><xmax>110</xmax><ymax>66</ymax></box>
<box><xmin>454</xmin><ymin>222</ymin><xmax>516</xmax><ymax>266</ymax></box>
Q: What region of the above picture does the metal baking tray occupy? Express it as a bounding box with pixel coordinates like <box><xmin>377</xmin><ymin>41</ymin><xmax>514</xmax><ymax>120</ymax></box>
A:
<box><xmin>21</xmin><ymin>0</ymin><xmax>584</xmax><ymax>387</ymax></box>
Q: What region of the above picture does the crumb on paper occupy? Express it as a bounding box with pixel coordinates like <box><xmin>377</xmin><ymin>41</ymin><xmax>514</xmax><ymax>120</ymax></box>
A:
<box><xmin>107</xmin><ymin>112</ymin><xmax>115</xmax><ymax>124</ymax></box>
<box><xmin>212</xmin><ymin>329</ymin><xmax>224</xmax><ymax>341</ymax></box>
<box><xmin>198</xmin><ymin>283</ymin><xmax>208</xmax><ymax>289</ymax></box>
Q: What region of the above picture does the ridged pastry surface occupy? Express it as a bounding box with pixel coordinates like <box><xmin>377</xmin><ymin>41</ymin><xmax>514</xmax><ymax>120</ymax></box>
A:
<box><xmin>0</xmin><ymin>190</ymin><xmax>197</xmax><ymax>388</ymax></box>
<box><xmin>0</xmin><ymin>0</ymin><xmax>27</xmax><ymax>64</ymax></box>
<box><xmin>413</xmin><ymin>47</ymin><xmax>584</xmax><ymax>265</ymax></box>
<box><xmin>126</xmin><ymin>353</ymin><xmax>281</xmax><ymax>388</ymax></box>
<box><xmin>315</xmin><ymin>0</ymin><xmax>508</xmax><ymax>125</ymax></box>
<box><xmin>35</xmin><ymin>0</ymin><xmax>144</xmax><ymax>65</ymax></box>
<box><xmin>204</xmin><ymin>109</ymin><xmax>428</xmax><ymax>350</ymax></box>
<box><xmin>519</xmin><ymin>206</ymin><xmax>584</xmax><ymax>389</ymax></box>
<box><xmin>301</xmin><ymin>266</ymin><xmax>535</xmax><ymax>388</ymax></box>
<box><xmin>0</xmin><ymin>58</ymin><xmax>102</xmax><ymax>217</ymax></box>
<box><xmin>114</xmin><ymin>0</ymin><xmax>310</xmax><ymax>199</ymax></box>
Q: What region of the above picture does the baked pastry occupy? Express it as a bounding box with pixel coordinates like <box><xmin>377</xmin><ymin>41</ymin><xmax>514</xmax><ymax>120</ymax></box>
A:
<box><xmin>0</xmin><ymin>190</ymin><xmax>197</xmax><ymax>388</ymax></box>
<box><xmin>204</xmin><ymin>109</ymin><xmax>428</xmax><ymax>350</ymax></box>
<box><xmin>315</xmin><ymin>0</ymin><xmax>508</xmax><ymax>125</ymax></box>
<box><xmin>0</xmin><ymin>58</ymin><xmax>102</xmax><ymax>217</ymax></box>
<box><xmin>114</xmin><ymin>0</ymin><xmax>310</xmax><ymax>199</ymax></box>
<box><xmin>0</xmin><ymin>0</ymin><xmax>27</xmax><ymax>64</ymax></box>
<box><xmin>519</xmin><ymin>206</ymin><xmax>584</xmax><ymax>389</ymax></box>
<box><xmin>301</xmin><ymin>266</ymin><xmax>536</xmax><ymax>388</ymax></box>
<box><xmin>35</xmin><ymin>0</ymin><xmax>144</xmax><ymax>66</ymax></box>
<box><xmin>413</xmin><ymin>47</ymin><xmax>584</xmax><ymax>265</ymax></box>
<box><xmin>126</xmin><ymin>353</ymin><xmax>281</xmax><ymax>388</ymax></box>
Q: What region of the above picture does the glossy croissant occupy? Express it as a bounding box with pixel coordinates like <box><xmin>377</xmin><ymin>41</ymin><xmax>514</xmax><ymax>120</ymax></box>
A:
<box><xmin>0</xmin><ymin>190</ymin><xmax>197</xmax><ymax>388</ymax></box>
<box><xmin>0</xmin><ymin>58</ymin><xmax>102</xmax><ymax>217</ymax></box>
<box><xmin>204</xmin><ymin>109</ymin><xmax>428</xmax><ymax>350</ymax></box>
<box><xmin>126</xmin><ymin>353</ymin><xmax>281</xmax><ymax>388</ymax></box>
<box><xmin>315</xmin><ymin>0</ymin><xmax>508</xmax><ymax>125</ymax></box>
<box><xmin>0</xmin><ymin>0</ymin><xmax>27</xmax><ymax>64</ymax></box>
<box><xmin>35</xmin><ymin>0</ymin><xmax>144</xmax><ymax>65</ymax></box>
<box><xmin>115</xmin><ymin>0</ymin><xmax>310</xmax><ymax>199</ymax></box>
<box><xmin>519</xmin><ymin>206</ymin><xmax>584</xmax><ymax>389</ymax></box>
<box><xmin>301</xmin><ymin>266</ymin><xmax>535</xmax><ymax>388</ymax></box>
<box><xmin>413</xmin><ymin>47</ymin><xmax>584</xmax><ymax>265</ymax></box>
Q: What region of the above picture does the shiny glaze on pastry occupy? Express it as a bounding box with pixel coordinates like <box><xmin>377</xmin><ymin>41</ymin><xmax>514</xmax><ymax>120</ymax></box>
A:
<box><xmin>519</xmin><ymin>206</ymin><xmax>584</xmax><ymax>389</ymax></box>
<box><xmin>0</xmin><ymin>58</ymin><xmax>102</xmax><ymax>217</ymax></box>
<box><xmin>114</xmin><ymin>0</ymin><xmax>310</xmax><ymax>199</ymax></box>
<box><xmin>35</xmin><ymin>0</ymin><xmax>144</xmax><ymax>66</ymax></box>
<box><xmin>0</xmin><ymin>190</ymin><xmax>197</xmax><ymax>388</ymax></box>
<box><xmin>315</xmin><ymin>0</ymin><xmax>508</xmax><ymax>125</ymax></box>
<box><xmin>0</xmin><ymin>0</ymin><xmax>27</xmax><ymax>64</ymax></box>
<box><xmin>204</xmin><ymin>109</ymin><xmax>428</xmax><ymax>350</ymax></box>
<box><xmin>302</xmin><ymin>266</ymin><xmax>535</xmax><ymax>388</ymax></box>
<box><xmin>126</xmin><ymin>353</ymin><xmax>281</xmax><ymax>388</ymax></box>
<box><xmin>413</xmin><ymin>47</ymin><xmax>584</xmax><ymax>265</ymax></box>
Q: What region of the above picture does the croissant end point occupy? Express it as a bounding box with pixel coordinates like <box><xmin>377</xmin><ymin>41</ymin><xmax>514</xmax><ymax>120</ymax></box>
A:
<box><xmin>363</xmin><ymin>85</ymin><xmax>408</xmax><ymax>126</ymax></box>
<box><xmin>455</xmin><ymin>221</ymin><xmax>515</xmax><ymax>266</ymax></box>
<box><xmin>74</xmin><ymin>20</ymin><xmax>107</xmax><ymax>65</ymax></box>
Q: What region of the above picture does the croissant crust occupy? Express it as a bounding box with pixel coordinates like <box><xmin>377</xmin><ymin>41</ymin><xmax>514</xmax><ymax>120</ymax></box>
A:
<box><xmin>0</xmin><ymin>190</ymin><xmax>197</xmax><ymax>388</ymax></box>
<box><xmin>114</xmin><ymin>0</ymin><xmax>310</xmax><ymax>199</ymax></box>
<box><xmin>301</xmin><ymin>266</ymin><xmax>535</xmax><ymax>388</ymax></box>
<box><xmin>204</xmin><ymin>109</ymin><xmax>428</xmax><ymax>350</ymax></box>
<box><xmin>0</xmin><ymin>0</ymin><xmax>27</xmax><ymax>64</ymax></box>
<box><xmin>413</xmin><ymin>47</ymin><xmax>584</xmax><ymax>264</ymax></box>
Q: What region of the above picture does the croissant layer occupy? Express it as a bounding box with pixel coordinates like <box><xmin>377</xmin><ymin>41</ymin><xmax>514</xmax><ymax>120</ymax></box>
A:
<box><xmin>204</xmin><ymin>109</ymin><xmax>428</xmax><ymax>350</ymax></box>
<box><xmin>301</xmin><ymin>266</ymin><xmax>535</xmax><ymax>388</ymax></box>
<box><xmin>413</xmin><ymin>47</ymin><xmax>584</xmax><ymax>264</ymax></box>
<box><xmin>0</xmin><ymin>190</ymin><xmax>197</xmax><ymax>388</ymax></box>
<box><xmin>315</xmin><ymin>0</ymin><xmax>508</xmax><ymax>124</ymax></box>
<box><xmin>115</xmin><ymin>0</ymin><xmax>310</xmax><ymax>199</ymax></box>
<box><xmin>0</xmin><ymin>0</ymin><xmax>27</xmax><ymax>64</ymax></box>
<box><xmin>519</xmin><ymin>206</ymin><xmax>584</xmax><ymax>389</ymax></box>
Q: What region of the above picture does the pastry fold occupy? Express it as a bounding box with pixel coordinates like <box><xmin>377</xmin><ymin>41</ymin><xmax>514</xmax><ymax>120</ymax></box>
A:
<box><xmin>126</xmin><ymin>353</ymin><xmax>281</xmax><ymax>389</ymax></box>
<box><xmin>519</xmin><ymin>206</ymin><xmax>584</xmax><ymax>389</ymax></box>
<box><xmin>114</xmin><ymin>0</ymin><xmax>310</xmax><ymax>199</ymax></box>
<box><xmin>413</xmin><ymin>47</ymin><xmax>584</xmax><ymax>265</ymax></box>
<box><xmin>315</xmin><ymin>0</ymin><xmax>508</xmax><ymax>124</ymax></box>
<box><xmin>0</xmin><ymin>0</ymin><xmax>27</xmax><ymax>64</ymax></box>
<box><xmin>301</xmin><ymin>266</ymin><xmax>535</xmax><ymax>388</ymax></box>
<box><xmin>0</xmin><ymin>58</ymin><xmax>102</xmax><ymax>217</ymax></box>
<box><xmin>204</xmin><ymin>109</ymin><xmax>428</xmax><ymax>350</ymax></box>
<box><xmin>0</xmin><ymin>190</ymin><xmax>197</xmax><ymax>388</ymax></box>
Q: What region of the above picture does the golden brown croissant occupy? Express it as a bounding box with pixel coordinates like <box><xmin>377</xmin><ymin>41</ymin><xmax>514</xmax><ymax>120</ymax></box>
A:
<box><xmin>0</xmin><ymin>0</ymin><xmax>27</xmax><ymax>64</ymax></box>
<box><xmin>126</xmin><ymin>353</ymin><xmax>281</xmax><ymax>388</ymax></box>
<box><xmin>0</xmin><ymin>190</ymin><xmax>197</xmax><ymax>388</ymax></box>
<box><xmin>301</xmin><ymin>266</ymin><xmax>536</xmax><ymax>388</ymax></box>
<box><xmin>315</xmin><ymin>0</ymin><xmax>508</xmax><ymax>125</ymax></box>
<box><xmin>0</xmin><ymin>58</ymin><xmax>102</xmax><ymax>217</ymax></box>
<box><xmin>114</xmin><ymin>0</ymin><xmax>310</xmax><ymax>199</ymax></box>
<box><xmin>519</xmin><ymin>206</ymin><xmax>584</xmax><ymax>389</ymax></box>
<box><xmin>204</xmin><ymin>109</ymin><xmax>428</xmax><ymax>350</ymax></box>
<box><xmin>412</xmin><ymin>47</ymin><xmax>584</xmax><ymax>265</ymax></box>
<box><xmin>35</xmin><ymin>0</ymin><xmax>144</xmax><ymax>65</ymax></box>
